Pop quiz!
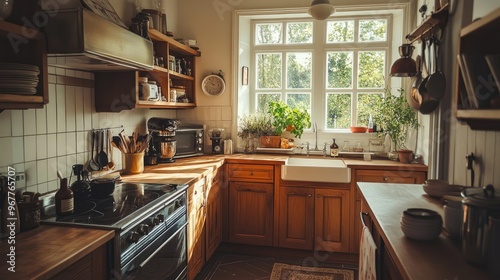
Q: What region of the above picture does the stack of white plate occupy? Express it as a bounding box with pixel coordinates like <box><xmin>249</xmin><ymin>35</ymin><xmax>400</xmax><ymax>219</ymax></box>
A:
<box><xmin>0</xmin><ymin>63</ymin><xmax>40</xmax><ymax>95</ymax></box>
<box><xmin>422</xmin><ymin>179</ymin><xmax>464</xmax><ymax>198</ymax></box>
<box><xmin>401</xmin><ymin>208</ymin><xmax>443</xmax><ymax>241</ymax></box>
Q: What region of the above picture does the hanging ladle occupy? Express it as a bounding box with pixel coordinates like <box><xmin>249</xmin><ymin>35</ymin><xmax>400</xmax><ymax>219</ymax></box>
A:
<box><xmin>88</xmin><ymin>131</ymin><xmax>100</xmax><ymax>171</ymax></box>
<box><xmin>98</xmin><ymin>130</ymin><xmax>109</xmax><ymax>169</ymax></box>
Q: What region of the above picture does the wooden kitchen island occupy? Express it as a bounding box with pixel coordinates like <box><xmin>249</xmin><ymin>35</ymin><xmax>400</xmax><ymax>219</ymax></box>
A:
<box><xmin>0</xmin><ymin>225</ymin><xmax>114</xmax><ymax>280</ymax></box>
<box><xmin>358</xmin><ymin>182</ymin><xmax>490</xmax><ymax>279</ymax></box>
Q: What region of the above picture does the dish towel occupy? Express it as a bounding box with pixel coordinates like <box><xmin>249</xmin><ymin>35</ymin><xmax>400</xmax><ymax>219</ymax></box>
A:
<box><xmin>359</xmin><ymin>226</ymin><xmax>377</xmax><ymax>280</ymax></box>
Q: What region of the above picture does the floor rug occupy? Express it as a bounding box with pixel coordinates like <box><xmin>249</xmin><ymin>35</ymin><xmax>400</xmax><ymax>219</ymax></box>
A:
<box><xmin>270</xmin><ymin>263</ymin><xmax>355</xmax><ymax>280</ymax></box>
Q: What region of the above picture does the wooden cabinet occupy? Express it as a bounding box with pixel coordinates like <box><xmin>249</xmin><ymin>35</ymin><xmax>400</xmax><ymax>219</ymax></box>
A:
<box><xmin>0</xmin><ymin>21</ymin><xmax>48</xmax><ymax>111</ymax></box>
<box><xmin>52</xmin><ymin>243</ymin><xmax>108</xmax><ymax>280</ymax></box>
<box><xmin>187</xmin><ymin>178</ymin><xmax>205</xmax><ymax>280</ymax></box>
<box><xmin>205</xmin><ymin>168</ymin><xmax>223</xmax><ymax>261</ymax></box>
<box><xmin>350</xmin><ymin>169</ymin><xmax>426</xmax><ymax>254</ymax></box>
<box><xmin>95</xmin><ymin>29</ymin><xmax>201</xmax><ymax>112</ymax></box>
<box><xmin>227</xmin><ymin>163</ymin><xmax>274</xmax><ymax>246</ymax></box>
<box><xmin>277</xmin><ymin>186</ymin><xmax>350</xmax><ymax>252</ymax></box>
<box><xmin>278</xmin><ymin>187</ymin><xmax>315</xmax><ymax>250</ymax></box>
<box><xmin>455</xmin><ymin>8</ymin><xmax>500</xmax><ymax>130</ymax></box>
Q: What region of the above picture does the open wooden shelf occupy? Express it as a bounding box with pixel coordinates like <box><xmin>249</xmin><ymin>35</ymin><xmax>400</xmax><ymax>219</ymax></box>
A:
<box><xmin>407</xmin><ymin>3</ymin><xmax>449</xmax><ymax>43</ymax></box>
<box><xmin>455</xmin><ymin>8</ymin><xmax>500</xmax><ymax>131</ymax></box>
<box><xmin>0</xmin><ymin>20</ymin><xmax>48</xmax><ymax>111</ymax></box>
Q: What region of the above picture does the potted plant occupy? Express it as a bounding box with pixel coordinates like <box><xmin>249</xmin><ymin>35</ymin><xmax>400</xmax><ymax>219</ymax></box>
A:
<box><xmin>267</xmin><ymin>101</ymin><xmax>311</xmax><ymax>139</ymax></box>
<box><xmin>373</xmin><ymin>88</ymin><xmax>419</xmax><ymax>163</ymax></box>
<box><xmin>237</xmin><ymin>112</ymin><xmax>274</xmax><ymax>152</ymax></box>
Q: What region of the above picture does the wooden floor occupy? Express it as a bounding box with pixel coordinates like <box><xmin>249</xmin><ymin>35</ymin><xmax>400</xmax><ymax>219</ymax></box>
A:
<box><xmin>195</xmin><ymin>243</ymin><xmax>359</xmax><ymax>280</ymax></box>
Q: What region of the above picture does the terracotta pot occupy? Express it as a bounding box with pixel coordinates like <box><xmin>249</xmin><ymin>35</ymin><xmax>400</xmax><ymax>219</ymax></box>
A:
<box><xmin>398</xmin><ymin>149</ymin><xmax>414</xmax><ymax>163</ymax></box>
<box><xmin>260</xmin><ymin>135</ymin><xmax>281</xmax><ymax>148</ymax></box>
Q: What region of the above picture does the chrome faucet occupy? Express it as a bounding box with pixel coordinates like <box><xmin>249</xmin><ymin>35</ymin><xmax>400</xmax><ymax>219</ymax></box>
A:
<box><xmin>312</xmin><ymin>122</ymin><xmax>319</xmax><ymax>151</ymax></box>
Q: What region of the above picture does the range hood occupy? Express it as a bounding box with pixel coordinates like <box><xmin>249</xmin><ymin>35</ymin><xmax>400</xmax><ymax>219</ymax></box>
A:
<box><xmin>42</xmin><ymin>7</ymin><xmax>154</xmax><ymax>71</ymax></box>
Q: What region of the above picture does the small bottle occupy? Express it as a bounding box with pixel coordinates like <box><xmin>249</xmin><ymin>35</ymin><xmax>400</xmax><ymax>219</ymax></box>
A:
<box><xmin>55</xmin><ymin>178</ymin><xmax>74</xmax><ymax>217</ymax></box>
<box><xmin>368</xmin><ymin>114</ymin><xmax>374</xmax><ymax>133</ymax></box>
<box><xmin>330</xmin><ymin>138</ymin><xmax>339</xmax><ymax>157</ymax></box>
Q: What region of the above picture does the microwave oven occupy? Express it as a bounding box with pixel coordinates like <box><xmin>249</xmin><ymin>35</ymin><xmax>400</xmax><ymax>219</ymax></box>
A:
<box><xmin>173</xmin><ymin>124</ymin><xmax>205</xmax><ymax>158</ymax></box>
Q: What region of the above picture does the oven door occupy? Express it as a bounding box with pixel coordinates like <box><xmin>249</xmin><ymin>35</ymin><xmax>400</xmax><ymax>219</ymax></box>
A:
<box><xmin>122</xmin><ymin>216</ymin><xmax>187</xmax><ymax>280</ymax></box>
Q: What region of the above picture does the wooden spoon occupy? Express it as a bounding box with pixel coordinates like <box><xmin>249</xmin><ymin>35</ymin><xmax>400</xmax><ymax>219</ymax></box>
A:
<box><xmin>107</xmin><ymin>129</ymin><xmax>116</xmax><ymax>170</ymax></box>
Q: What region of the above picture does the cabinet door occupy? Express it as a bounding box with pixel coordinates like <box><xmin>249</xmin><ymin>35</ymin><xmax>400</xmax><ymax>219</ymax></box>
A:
<box><xmin>205</xmin><ymin>173</ymin><xmax>222</xmax><ymax>261</ymax></box>
<box><xmin>227</xmin><ymin>164</ymin><xmax>274</xmax><ymax>183</ymax></box>
<box><xmin>278</xmin><ymin>187</ymin><xmax>315</xmax><ymax>250</ymax></box>
<box><xmin>356</xmin><ymin>169</ymin><xmax>426</xmax><ymax>184</ymax></box>
<box><xmin>228</xmin><ymin>182</ymin><xmax>273</xmax><ymax>246</ymax></box>
<box><xmin>315</xmin><ymin>188</ymin><xmax>350</xmax><ymax>252</ymax></box>
<box><xmin>187</xmin><ymin>179</ymin><xmax>205</xmax><ymax>280</ymax></box>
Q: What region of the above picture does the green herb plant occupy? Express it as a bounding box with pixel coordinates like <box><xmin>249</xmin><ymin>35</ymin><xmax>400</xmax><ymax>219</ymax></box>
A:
<box><xmin>373</xmin><ymin>88</ymin><xmax>418</xmax><ymax>151</ymax></box>
<box><xmin>267</xmin><ymin>101</ymin><xmax>311</xmax><ymax>138</ymax></box>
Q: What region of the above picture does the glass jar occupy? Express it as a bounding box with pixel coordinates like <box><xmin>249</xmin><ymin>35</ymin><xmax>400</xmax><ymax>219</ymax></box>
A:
<box><xmin>0</xmin><ymin>0</ymin><xmax>14</xmax><ymax>21</ymax></box>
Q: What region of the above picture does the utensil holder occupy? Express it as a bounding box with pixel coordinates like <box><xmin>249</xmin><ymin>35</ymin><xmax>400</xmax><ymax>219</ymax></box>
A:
<box><xmin>123</xmin><ymin>152</ymin><xmax>144</xmax><ymax>174</ymax></box>
<box><xmin>18</xmin><ymin>201</ymin><xmax>41</xmax><ymax>231</ymax></box>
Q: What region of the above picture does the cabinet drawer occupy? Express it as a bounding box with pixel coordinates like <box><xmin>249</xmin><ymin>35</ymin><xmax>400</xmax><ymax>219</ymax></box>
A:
<box><xmin>227</xmin><ymin>164</ymin><xmax>274</xmax><ymax>183</ymax></box>
<box><xmin>356</xmin><ymin>170</ymin><xmax>426</xmax><ymax>184</ymax></box>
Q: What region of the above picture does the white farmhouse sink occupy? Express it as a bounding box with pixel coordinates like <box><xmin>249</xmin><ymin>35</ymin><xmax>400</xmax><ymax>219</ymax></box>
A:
<box><xmin>281</xmin><ymin>157</ymin><xmax>351</xmax><ymax>183</ymax></box>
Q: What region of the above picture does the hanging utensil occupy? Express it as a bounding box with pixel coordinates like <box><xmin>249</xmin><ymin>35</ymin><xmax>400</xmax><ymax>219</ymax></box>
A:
<box><xmin>418</xmin><ymin>38</ymin><xmax>440</xmax><ymax>114</ymax></box>
<box><xmin>88</xmin><ymin>131</ymin><xmax>100</xmax><ymax>171</ymax></box>
<box><xmin>408</xmin><ymin>55</ymin><xmax>422</xmax><ymax>110</ymax></box>
<box><xmin>426</xmin><ymin>37</ymin><xmax>446</xmax><ymax>100</ymax></box>
<box><xmin>98</xmin><ymin>130</ymin><xmax>109</xmax><ymax>168</ymax></box>
<box><xmin>107</xmin><ymin>129</ymin><xmax>116</xmax><ymax>170</ymax></box>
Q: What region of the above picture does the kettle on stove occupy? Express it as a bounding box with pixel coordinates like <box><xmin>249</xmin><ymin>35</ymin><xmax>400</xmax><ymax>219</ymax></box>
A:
<box><xmin>70</xmin><ymin>164</ymin><xmax>91</xmax><ymax>201</ymax></box>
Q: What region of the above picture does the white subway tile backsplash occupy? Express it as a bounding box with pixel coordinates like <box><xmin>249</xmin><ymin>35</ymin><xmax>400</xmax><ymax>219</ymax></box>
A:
<box><xmin>66</xmin><ymin>132</ymin><xmax>76</xmax><ymax>154</ymax></box>
<box><xmin>48</xmin><ymin>180</ymin><xmax>58</xmax><ymax>192</ymax></box>
<box><xmin>221</xmin><ymin>106</ymin><xmax>232</xmax><ymax>121</ymax></box>
<box><xmin>76</xmin><ymin>131</ymin><xmax>86</xmax><ymax>153</ymax></box>
<box><xmin>0</xmin><ymin>137</ymin><xmax>13</xmax><ymax>167</ymax></box>
<box><xmin>47</xmin><ymin>157</ymin><xmax>57</xmax><ymax>181</ymax></box>
<box><xmin>11</xmin><ymin>110</ymin><xmax>23</xmax><ymax>136</ymax></box>
<box><xmin>65</xmin><ymin>69</ymin><xmax>75</xmax><ymax>77</ymax></box>
<box><xmin>24</xmin><ymin>160</ymin><xmax>37</xmax><ymax>187</ymax></box>
<box><xmin>83</xmin><ymin>87</ymin><xmax>92</xmax><ymax>130</ymax></box>
<box><xmin>209</xmin><ymin>107</ymin><xmax>222</xmax><ymax>120</ymax></box>
<box><xmin>55</xmin><ymin>67</ymin><xmax>65</xmax><ymax>76</ymax></box>
<box><xmin>37</xmin><ymin>182</ymin><xmax>48</xmax><ymax>194</ymax></box>
<box><xmin>36</xmin><ymin>107</ymin><xmax>47</xmax><ymax>134</ymax></box>
<box><xmin>36</xmin><ymin>135</ymin><xmax>47</xmax><ymax>159</ymax></box>
<box><xmin>0</xmin><ymin>111</ymin><xmax>12</xmax><ymax>137</ymax></box>
<box><xmin>47</xmin><ymin>134</ymin><xmax>57</xmax><ymax>158</ymax></box>
<box><xmin>11</xmin><ymin>136</ymin><xmax>24</xmax><ymax>164</ymax></box>
<box><xmin>56</xmin><ymin>84</ymin><xmax>66</xmax><ymax>132</ymax></box>
<box><xmin>47</xmin><ymin>84</ymin><xmax>57</xmax><ymax>133</ymax></box>
<box><xmin>56</xmin><ymin>133</ymin><xmax>66</xmax><ymax>156</ymax></box>
<box><xmin>75</xmin><ymin>88</ymin><xmax>84</xmax><ymax>131</ymax></box>
<box><xmin>66</xmin><ymin>86</ymin><xmax>76</xmax><ymax>132</ymax></box>
<box><xmin>24</xmin><ymin>136</ymin><xmax>37</xmax><ymax>162</ymax></box>
<box><xmin>57</xmin><ymin>156</ymin><xmax>68</xmax><ymax>178</ymax></box>
<box><xmin>37</xmin><ymin>159</ymin><xmax>48</xmax><ymax>184</ymax></box>
<box><xmin>23</xmin><ymin>109</ymin><xmax>37</xmax><ymax>136</ymax></box>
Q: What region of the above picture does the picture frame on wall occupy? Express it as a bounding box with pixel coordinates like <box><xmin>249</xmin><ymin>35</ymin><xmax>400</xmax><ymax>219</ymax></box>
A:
<box><xmin>242</xmin><ymin>66</ymin><xmax>248</xmax><ymax>85</ymax></box>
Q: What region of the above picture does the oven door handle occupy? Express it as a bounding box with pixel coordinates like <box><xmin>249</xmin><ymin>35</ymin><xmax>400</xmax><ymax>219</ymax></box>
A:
<box><xmin>139</xmin><ymin>221</ymin><xmax>188</xmax><ymax>268</ymax></box>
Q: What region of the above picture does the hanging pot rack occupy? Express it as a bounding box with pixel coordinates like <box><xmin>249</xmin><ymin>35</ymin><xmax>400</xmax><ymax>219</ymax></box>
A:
<box><xmin>406</xmin><ymin>3</ymin><xmax>449</xmax><ymax>43</ymax></box>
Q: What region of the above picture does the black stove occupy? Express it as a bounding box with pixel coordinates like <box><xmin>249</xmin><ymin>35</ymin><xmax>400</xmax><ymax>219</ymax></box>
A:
<box><xmin>43</xmin><ymin>182</ymin><xmax>183</xmax><ymax>229</ymax></box>
<box><xmin>42</xmin><ymin>181</ymin><xmax>189</xmax><ymax>279</ymax></box>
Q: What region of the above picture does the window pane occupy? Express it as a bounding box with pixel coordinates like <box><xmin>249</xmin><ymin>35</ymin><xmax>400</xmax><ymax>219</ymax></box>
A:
<box><xmin>327</xmin><ymin>52</ymin><xmax>353</xmax><ymax>89</ymax></box>
<box><xmin>326</xmin><ymin>93</ymin><xmax>351</xmax><ymax>129</ymax></box>
<box><xmin>287</xmin><ymin>52</ymin><xmax>312</xmax><ymax>89</ymax></box>
<box><xmin>359</xmin><ymin>19</ymin><xmax>387</xmax><ymax>42</ymax></box>
<box><xmin>357</xmin><ymin>93</ymin><xmax>383</xmax><ymax>126</ymax></box>
<box><xmin>257</xmin><ymin>53</ymin><xmax>282</xmax><ymax>89</ymax></box>
<box><xmin>287</xmin><ymin>93</ymin><xmax>311</xmax><ymax>113</ymax></box>
<box><xmin>256</xmin><ymin>23</ymin><xmax>282</xmax><ymax>44</ymax></box>
<box><xmin>358</xmin><ymin>51</ymin><xmax>385</xmax><ymax>88</ymax></box>
<box><xmin>257</xmin><ymin>93</ymin><xmax>281</xmax><ymax>111</ymax></box>
<box><xmin>286</xmin><ymin>22</ymin><xmax>313</xmax><ymax>44</ymax></box>
<box><xmin>326</xmin><ymin>20</ymin><xmax>354</xmax><ymax>43</ymax></box>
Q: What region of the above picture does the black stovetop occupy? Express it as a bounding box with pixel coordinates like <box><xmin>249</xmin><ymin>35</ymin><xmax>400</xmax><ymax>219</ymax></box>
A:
<box><xmin>42</xmin><ymin>182</ymin><xmax>186</xmax><ymax>229</ymax></box>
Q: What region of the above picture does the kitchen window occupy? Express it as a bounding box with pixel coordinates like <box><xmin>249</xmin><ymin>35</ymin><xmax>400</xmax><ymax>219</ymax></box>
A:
<box><xmin>247</xmin><ymin>12</ymin><xmax>395</xmax><ymax>131</ymax></box>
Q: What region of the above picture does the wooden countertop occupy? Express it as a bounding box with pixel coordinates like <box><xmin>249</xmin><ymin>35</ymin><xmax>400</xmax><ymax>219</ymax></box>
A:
<box><xmin>0</xmin><ymin>225</ymin><xmax>114</xmax><ymax>280</ymax></box>
<box><xmin>358</xmin><ymin>182</ymin><xmax>488</xmax><ymax>279</ymax></box>
<box><xmin>120</xmin><ymin>154</ymin><xmax>426</xmax><ymax>185</ymax></box>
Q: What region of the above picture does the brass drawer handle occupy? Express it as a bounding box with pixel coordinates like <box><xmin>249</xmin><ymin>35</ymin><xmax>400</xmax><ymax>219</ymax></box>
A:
<box><xmin>383</xmin><ymin>177</ymin><xmax>388</xmax><ymax>181</ymax></box>
<box><xmin>249</xmin><ymin>171</ymin><xmax>254</xmax><ymax>176</ymax></box>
